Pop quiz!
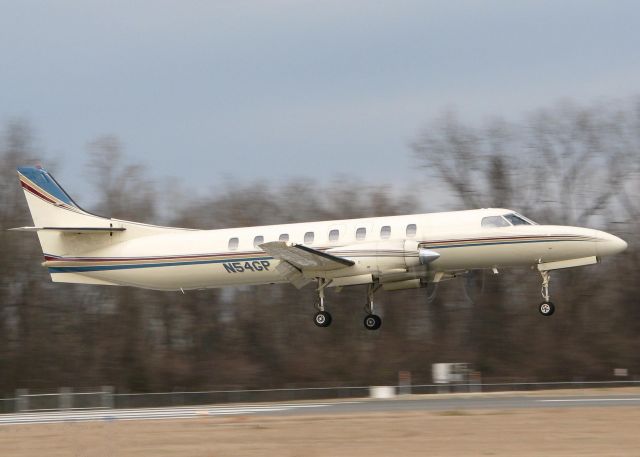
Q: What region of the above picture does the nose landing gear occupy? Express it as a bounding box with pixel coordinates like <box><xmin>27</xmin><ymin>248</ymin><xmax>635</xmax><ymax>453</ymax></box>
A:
<box><xmin>538</xmin><ymin>270</ymin><xmax>555</xmax><ymax>316</ymax></box>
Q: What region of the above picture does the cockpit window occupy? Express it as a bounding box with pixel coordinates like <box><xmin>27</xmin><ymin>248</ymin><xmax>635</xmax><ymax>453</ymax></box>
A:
<box><xmin>503</xmin><ymin>213</ymin><xmax>531</xmax><ymax>226</ymax></box>
<box><xmin>482</xmin><ymin>212</ymin><xmax>536</xmax><ymax>228</ymax></box>
<box><xmin>481</xmin><ymin>216</ymin><xmax>510</xmax><ymax>228</ymax></box>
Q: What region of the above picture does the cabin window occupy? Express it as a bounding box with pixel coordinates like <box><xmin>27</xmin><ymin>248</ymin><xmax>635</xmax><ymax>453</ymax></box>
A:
<box><xmin>279</xmin><ymin>233</ymin><xmax>289</xmax><ymax>242</ymax></box>
<box><xmin>503</xmin><ymin>213</ymin><xmax>531</xmax><ymax>226</ymax></box>
<box><xmin>304</xmin><ymin>231</ymin><xmax>315</xmax><ymax>244</ymax></box>
<box><xmin>253</xmin><ymin>235</ymin><xmax>264</xmax><ymax>248</ymax></box>
<box><xmin>228</xmin><ymin>237</ymin><xmax>239</xmax><ymax>250</ymax></box>
<box><xmin>329</xmin><ymin>229</ymin><xmax>339</xmax><ymax>241</ymax></box>
<box><xmin>481</xmin><ymin>216</ymin><xmax>510</xmax><ymax>228</ymax></box>
<box><xmin>380</xmin><ymin>225</ymin><xmax>391</xmax><ymax>239</ymax></box>
<box><xmin>406</xmin><ymin>224</ymin><xmax>417</xmax><ymax>238</ymax></box>
<box><xmin>356</xmin><ymin>227</ymin><xmax>367</xmax><ymax>240</ymax></box>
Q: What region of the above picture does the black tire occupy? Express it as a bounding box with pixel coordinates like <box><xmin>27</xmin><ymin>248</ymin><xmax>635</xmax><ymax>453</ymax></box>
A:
<box><xmin>539</xmin><ymin>301</ymin><xmax>555</xmax><ymax>316</ymax></box>
<box><xmin>364</xmin><ymin>314</ymin><xmax>382</xmax><ymax>330</ymax></box>
<box><xmin>314</xmin><ymin>311</ymin><xmax>332</xmax><ymax>327</ymax></box>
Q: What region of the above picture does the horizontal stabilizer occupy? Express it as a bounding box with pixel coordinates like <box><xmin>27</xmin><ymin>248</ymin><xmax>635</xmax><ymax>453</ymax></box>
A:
<box><xmin>260</xmin><ymin>241</ymin><xmax>354</xmax><ymax>271</ymax></box>
<box><xmin>9</xmin><ymin>226</ymin><xmax>126</xmax><ymax>234</ymax></box>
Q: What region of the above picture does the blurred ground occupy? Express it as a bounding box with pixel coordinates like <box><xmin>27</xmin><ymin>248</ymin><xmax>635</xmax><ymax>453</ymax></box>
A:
<box><xmin>2</xmin><ymin>405</ymin><xmax>639</xmax><ymax>456</ymax></box>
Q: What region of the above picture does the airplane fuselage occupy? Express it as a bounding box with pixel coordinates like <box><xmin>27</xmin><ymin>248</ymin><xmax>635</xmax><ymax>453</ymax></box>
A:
<box><xmin>42</xmin><ymin>209</ymin><xmax>624</xmax><ymax>291</ymax></box>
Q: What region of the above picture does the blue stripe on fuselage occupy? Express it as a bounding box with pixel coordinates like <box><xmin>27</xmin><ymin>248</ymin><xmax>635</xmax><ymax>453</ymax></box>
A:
<box><xmin>48</xmin><ymin>256</ymin><xmax>273</xmax><ymax>273</ymax></box>
<box><xmin>47</xmin><ymin>238</ymin><xmax>589</xmax><ymax>273</ymax></box>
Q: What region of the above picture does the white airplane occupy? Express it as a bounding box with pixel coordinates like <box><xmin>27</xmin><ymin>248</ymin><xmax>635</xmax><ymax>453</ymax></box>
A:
<box><xmin>12</xmin><ymin>166</ymin><xmax>627</xmax><ymax>330</ymax></box>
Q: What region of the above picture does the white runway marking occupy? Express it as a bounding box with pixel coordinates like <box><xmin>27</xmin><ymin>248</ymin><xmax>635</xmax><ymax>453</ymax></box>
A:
<box><xmin>0</xmin><ymin>402</ymin><xmax>333</xmax><ymax>426</ymax></box>
<box><xmin>539</xmin><ymin>398</ymin><xmax>640</xmax><ymax>403</ymax></box>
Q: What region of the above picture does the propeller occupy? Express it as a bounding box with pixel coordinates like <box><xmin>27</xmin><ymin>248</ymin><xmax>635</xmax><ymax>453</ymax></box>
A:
<box><xmin>425</xmin><ymin>282</ymin><xmax>438</xmax><ymax>303</ymax></box>
<box><xmin>463</xmin><ymin>269</ymin><xmax>486</xmax><ymax>304</ymax></box>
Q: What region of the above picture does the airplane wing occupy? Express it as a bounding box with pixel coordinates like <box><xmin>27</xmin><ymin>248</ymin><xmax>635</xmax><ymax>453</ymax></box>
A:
<box><xmin>259</xmin><ymin>241</ymin><xmax>354</xmax><ymax>271</ymax></box>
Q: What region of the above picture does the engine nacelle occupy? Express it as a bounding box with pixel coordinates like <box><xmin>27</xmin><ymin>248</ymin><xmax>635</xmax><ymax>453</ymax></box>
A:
<box><xmin>325</xmin><ymin>240</ymin><xmax>440</xmax><ymax>277</ymax></box>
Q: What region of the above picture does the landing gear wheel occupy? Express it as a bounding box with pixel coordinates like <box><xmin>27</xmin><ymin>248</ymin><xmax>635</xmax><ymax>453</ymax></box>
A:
<box><xmin>314</xmin><ymin>311</ymin><xmax>332</xmax><ymax>327</ymax></box>
<box><xmin>539</xmin><ymin>301</ymin><xmax>555</xmax><ymax>316</ymax></box>
<box><xmin>364</xmin><ymin>314</ymin><xmax>382</xmax><ymax>330</ymax></box>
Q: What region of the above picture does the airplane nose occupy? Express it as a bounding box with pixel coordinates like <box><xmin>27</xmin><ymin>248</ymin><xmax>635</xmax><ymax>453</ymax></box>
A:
<box><xmin>594</xmin><ymin>230</ymin><xmax>628</xmax><ymax>257</ymax></box>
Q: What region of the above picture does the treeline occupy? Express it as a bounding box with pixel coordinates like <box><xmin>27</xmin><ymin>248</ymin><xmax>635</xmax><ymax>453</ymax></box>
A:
<box><xmin>0</xmin><ymin>98</ymin><xmax>638</xmax><ymax>395</ymax></box>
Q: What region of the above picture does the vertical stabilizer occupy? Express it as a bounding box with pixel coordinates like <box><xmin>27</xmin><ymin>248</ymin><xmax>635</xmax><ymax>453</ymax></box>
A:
<box><xmin>17</xmin><ymin>166</ymin><xmax>108</xmax><ymax>228</ymax></box>
<box><xmin>16</xmin><ymin>166</ymin><xmax>124</xmax><ymax>260</ymax></box>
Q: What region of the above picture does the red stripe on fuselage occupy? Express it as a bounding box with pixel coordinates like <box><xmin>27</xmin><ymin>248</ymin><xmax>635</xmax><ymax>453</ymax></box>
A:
<box><xmin>21</xmin><ymin>180</ymin><xmax>58</xmax><ymax>205</ymax></box>
<box><xmin>42</xmin><ymin>234</ymin><xmax>589</xmax><ymax>265</ymax></box>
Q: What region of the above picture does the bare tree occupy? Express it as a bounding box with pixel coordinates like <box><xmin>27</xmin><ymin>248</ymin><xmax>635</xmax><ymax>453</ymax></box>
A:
<box><xmin>412</xmin><ymin>101</ymin><xmax>636</xmax><ymax>226</ymax></box>
<box><xmin>86</xmin><ymin>135</ymin><xmax>157</xmax><ymax>222</ymax></box>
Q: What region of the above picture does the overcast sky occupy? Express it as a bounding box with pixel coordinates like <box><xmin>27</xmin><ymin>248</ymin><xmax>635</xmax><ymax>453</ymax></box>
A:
<box><xmin>1</xmin><ymin>0</ymin><xmax>639</xmax><ymax>200</ymax></box>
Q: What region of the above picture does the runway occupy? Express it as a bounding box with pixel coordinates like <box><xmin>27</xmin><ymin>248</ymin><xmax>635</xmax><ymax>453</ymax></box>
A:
<box><xmin>2</xmin><ymin>391</ymin><xmax>639</xmax><ymax>426</ymax></box>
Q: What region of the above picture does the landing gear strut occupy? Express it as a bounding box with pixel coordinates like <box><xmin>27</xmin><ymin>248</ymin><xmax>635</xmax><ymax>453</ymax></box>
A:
<box><xmin>313</xmin><ymin>278</ymin><xmax>332</xmax><ymax>327</ymax></box>
<box><xmin>363</xmin><ymin>283</ymin><xmax>382</xmax><ymax>330</ymax></box>
<box><xmin>311</xmin><ymin>279</ymin><xmax>385</xmax><ymax>329</ymax></box>
<box><xmin>538</xmin><ymin>270</ymin><xmax>555</xmax><ymax>316</ymax></box>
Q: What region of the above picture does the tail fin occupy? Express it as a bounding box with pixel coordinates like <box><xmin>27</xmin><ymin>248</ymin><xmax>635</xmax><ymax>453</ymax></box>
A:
<box><xmin>17</xmin><ymin>166</ymin><xmax>105</xmax><ymax>227</ymax></box>
<box><xmin>15</xmin><ymin>166</ymin><xmax>187</xmax><ymax>286</ymax></box>
<box><xmin>16</xmin><ymin>165</ymin><xmax>182</xmax><ymax>251</ymax></box>
<box><xmin>15</xmin><ymin>166</ymin><xmax>127</xmax><ymax>257</ymax></box>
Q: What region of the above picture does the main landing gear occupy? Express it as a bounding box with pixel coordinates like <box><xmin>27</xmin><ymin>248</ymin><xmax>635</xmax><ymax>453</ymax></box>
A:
<box><xmin>311</xmin><ymin>279</ymin><xmax>383</xmax><ymax>330</ymax></box>
<box><xmin>538</xmin><ymin>270</ymin><xmax>555</xmax><ymax>317</ymax></box>
<box><xmin>314</xmin><ymin>311</ymin><xmax>332</xmax><ymax>327</ymax></box>
<box><xmin>313</xmin><ymin>278</ymin><xmax>332</xmax><ymax>327</ymax></box>
<box><xmin>363</xmin><ymin>283</ymin><xmax>382</xmax><ymax>330</ymax></box>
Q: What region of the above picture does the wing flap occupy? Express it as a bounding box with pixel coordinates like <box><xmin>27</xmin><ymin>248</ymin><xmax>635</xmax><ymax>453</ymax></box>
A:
<box><xmin>274</xmin><ymin>261</ymin><xmax>313</xmax><ymax>289</ymax></box>
<box><xmin>260</xmin><ymin>241</ymin><xmax>354</xmax><ymax>271</ymax></box>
